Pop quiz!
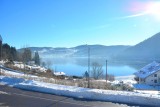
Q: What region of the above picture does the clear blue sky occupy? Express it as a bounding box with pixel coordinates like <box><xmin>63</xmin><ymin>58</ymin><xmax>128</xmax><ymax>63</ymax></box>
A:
<box><xmin>0</xmin><ymin>0</ymin><xmax>160</xmax><ymax>49</ymax></box>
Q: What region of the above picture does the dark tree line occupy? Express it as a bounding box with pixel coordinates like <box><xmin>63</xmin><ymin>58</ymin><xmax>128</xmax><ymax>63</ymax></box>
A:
<box><xmin>1</xmin><ymin>43</ymin><xmax>17</xmax><ymax>61</ymax></box>
<box><xmin>18</xmin><ymin>48</ymin><xmax>40</xmax><ymax>66</ymax></box>
<box><xmin>1</xmin><ymin>43</ymin><xmax>40</xmax><ymax>66</ymax></box>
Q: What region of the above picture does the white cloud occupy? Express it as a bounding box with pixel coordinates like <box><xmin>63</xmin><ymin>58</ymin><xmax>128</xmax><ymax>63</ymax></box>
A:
<box><xmin>115</xmin><ymin>12</ymin><xmax>149</xmax><ymax>20</ymax></box>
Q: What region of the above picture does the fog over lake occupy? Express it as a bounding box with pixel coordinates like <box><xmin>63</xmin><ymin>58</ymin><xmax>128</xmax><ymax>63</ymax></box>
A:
<box><xmin>43</xmin><ymin>57</ymin><xmax>148</xmax><ymax>77</ymax></box>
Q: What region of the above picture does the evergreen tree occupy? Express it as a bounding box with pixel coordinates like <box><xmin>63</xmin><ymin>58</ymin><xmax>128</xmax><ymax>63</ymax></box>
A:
<box><xmin>2</xmin><ymin>44</ymin><xmax>18</xmax><ymax>61</ymax></box>
<box><xmin>2</xmin><ymin>43</ymin><xmax>11</xmax><ymax>60</ymax></box>
<box><xmin>22</xmin><ymin>48</ymin><xmax>32</xmax><ymax>63</ymax></box>
<box><xmin>34</xmin><ymin>51</ymin><xmax>40</xmax><ymax>65</ymax></box>
<box><xmin>10</xmin><ymin>47</ymin><xmax>17</xmax><ymax>61</ymax></box>
<box><xmin>0</xmin><ymin>35</ymin><xmax>2</xmax><ymax>60</ymax></box>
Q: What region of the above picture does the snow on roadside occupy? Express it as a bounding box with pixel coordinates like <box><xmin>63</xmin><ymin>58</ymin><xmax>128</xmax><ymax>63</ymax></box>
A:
<box><xmin>0</xmin><ymin>69</ymin><xmax>55</xmax><ymax>84</ymax></box>
<box><xmin>0</xmin><ymin>76</ymin><xmax>160</xmax><ymax>107</ymax></box>
<box><xmin>0</xmin><ymin>90</ymin><xmax>10</xmax><ymax>95</ymax></box>
<box><xmin>1</xmin><ymin>69</ymin><xmax>37</xmax><ymax>78</ymax></box>
<box><xmin>134</xmin><ymin>90</ymin><xmax>159</xmax><ymax>95</ymax></box>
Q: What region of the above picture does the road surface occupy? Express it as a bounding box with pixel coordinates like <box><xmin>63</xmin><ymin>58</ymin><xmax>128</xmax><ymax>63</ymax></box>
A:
<box><xmin>0</xmin><ymin>85</ymin><xmax>146</xmax><ymax>107</ymax></box>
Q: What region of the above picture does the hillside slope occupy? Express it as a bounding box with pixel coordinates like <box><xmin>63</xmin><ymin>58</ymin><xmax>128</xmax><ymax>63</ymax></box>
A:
<box><xmin>18</xmin><ymin>45</ymin><xmax>130</xmax><ymax>58</ymax></box>
<box><xmin>118</xmin><ymin>32</ymin><xmax>160</xmax><ymax>60</ymax></box>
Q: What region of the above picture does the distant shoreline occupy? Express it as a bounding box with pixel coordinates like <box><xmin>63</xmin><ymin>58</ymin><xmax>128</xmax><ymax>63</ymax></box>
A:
<box><xmin>115</xmin><ymin>75</ymin><xmax>135</xmax><ymax>80</ymax></box>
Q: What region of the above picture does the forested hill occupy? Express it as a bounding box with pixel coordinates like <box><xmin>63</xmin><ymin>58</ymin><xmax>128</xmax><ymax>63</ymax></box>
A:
<box><xmin>18</xmin><ymin>32</ymin><xmax>160</xmax><ymax>61</ymax></box>
<box><xmin>20</xmin><ymin>45</ymin><xmax>130</xmax><ymax>59</ymax></box>
<box><xmin>117</xmin><ymin>32</ymin><xmax>160</xmax><ymax>60</ymax></box>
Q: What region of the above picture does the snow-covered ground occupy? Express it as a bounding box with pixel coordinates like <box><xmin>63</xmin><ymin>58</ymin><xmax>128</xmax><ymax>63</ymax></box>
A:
<box><xmin>0</xmin><ymin>68</ymin><xmax>160</xmax><ymax>106</ymax></box>
<box><xmin>8</xmin><ymin>61</ymin><xmax>65</xmax><ymax>76</ymax></box>
<box><xmin>0</xmin><ymin>76</ymin><xmax>160</xmax><ymax>106</ymax></box>
<box><xmin>54</xmin><ymin>71</ymin><xmax>65</xmax><ymax>76</ymax></box>
<box><xmin>0</xmin><ymin>68</ymin><xmax>56</xmax><ymax>84</ymax></box>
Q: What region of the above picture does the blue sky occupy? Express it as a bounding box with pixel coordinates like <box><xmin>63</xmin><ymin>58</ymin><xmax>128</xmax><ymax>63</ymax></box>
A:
<box><xmin>0</xmin><ymin>0</ymin><xmax>160</xmax><ymax>49</ymax></box>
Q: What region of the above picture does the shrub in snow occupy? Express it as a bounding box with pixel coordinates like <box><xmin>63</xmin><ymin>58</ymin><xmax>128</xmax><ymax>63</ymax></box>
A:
<box><xmin>1</xmin><ymin>67</ymin><xmax>134</xmax><ymax>91</ymax></box>
<box><xmin>111</xmin><ymin>84</ymin><xmax>134</xmax><ymax>91</ymax></box>
<box><xmin>107</xmin><ymin>74</ymin><xmax>115</xmax><ymax>81</ymax></box>
<box><xmin>134</xmin><ymin>76</ymin><xmax>139</xmax><ymax>82</ymax></box>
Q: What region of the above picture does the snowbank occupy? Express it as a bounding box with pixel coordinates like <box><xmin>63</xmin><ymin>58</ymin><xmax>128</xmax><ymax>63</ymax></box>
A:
<box><xmin>0</xmin><ymin>76</ymin><xmax>160</xmax><ymax>107</ymax></box>
<box><xmin>54</xmin><ymin>72</ymin><xmax>65</xmax><ymax>76</ymax></box>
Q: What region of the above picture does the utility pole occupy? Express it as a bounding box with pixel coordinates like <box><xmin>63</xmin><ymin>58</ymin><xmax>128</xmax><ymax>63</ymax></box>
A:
<box><xmin>0</xmin><ymin>35</ymin><xmax>2</xmax><ymax>61</ymax></box>
<box><xmin>0</xmin><ymin>35</ymin><xmax>2</xmax><ymax>75</ymax></box>
<box><xmin>106</xmin><ymin>60</ymin><xmax>107</xmax><ymax>83</ymax></box>
<box><xmin>87</xmin><ymin>45</ymin><xmax>90</xmax><ymax>88</ymax></box>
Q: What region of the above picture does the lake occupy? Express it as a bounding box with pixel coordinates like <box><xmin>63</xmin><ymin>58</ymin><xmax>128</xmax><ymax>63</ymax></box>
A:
<box><xmin>43</xmin><ymin>57</ymin><xmax>148</xmax><ymax>77</ymax></box>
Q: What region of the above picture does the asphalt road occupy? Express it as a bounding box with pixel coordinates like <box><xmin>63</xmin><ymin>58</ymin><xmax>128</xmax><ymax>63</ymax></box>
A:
<box><xmin>0</xmin><ymin>85</ymin><xmax>145</xmax><ymax>107</ymax></box>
